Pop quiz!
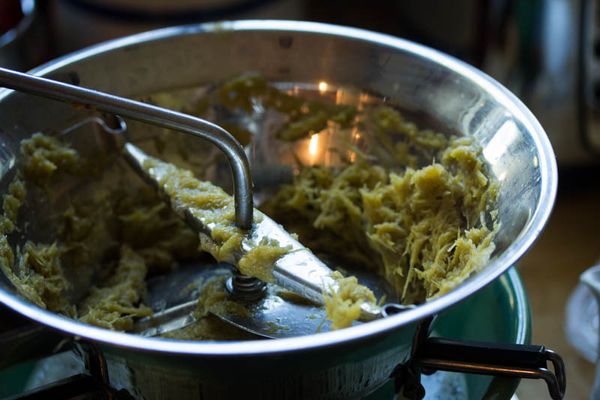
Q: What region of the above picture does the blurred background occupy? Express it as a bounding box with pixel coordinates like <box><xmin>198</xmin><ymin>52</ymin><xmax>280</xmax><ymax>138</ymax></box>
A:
<box><xmin>1</xmin><ymin>0</ymin><xmax>600</xmax><ymax>398</ymax></box>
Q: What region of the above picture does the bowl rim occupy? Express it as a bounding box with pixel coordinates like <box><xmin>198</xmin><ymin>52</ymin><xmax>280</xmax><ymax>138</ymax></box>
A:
<box><xmin>0</xmin><ymin>19</ymin><xmax>557</xmax><ymax>356</ymax></box>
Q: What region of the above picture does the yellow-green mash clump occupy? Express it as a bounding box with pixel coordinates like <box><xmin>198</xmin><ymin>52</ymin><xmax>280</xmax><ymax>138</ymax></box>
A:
<box><xmin>0</xmin><ymin>75</ymin><xmax>498</xmax><ymax>337</ymax></box>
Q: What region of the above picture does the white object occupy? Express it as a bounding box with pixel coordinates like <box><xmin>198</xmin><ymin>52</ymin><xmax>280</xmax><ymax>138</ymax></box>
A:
<box><xmin>574</xmin><ymin>263</ymin><xmax>600</xmax><ymax>398</ymax></box>
<box><xmin>566</xmin><ymin>279</ymin><xmax>598</xmax><ymax>363</ymax></box>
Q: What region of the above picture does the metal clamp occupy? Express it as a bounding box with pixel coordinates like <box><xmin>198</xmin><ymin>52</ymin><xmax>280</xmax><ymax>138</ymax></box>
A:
<box><xmin>393</xmin><ymin>318</ymin><xmax>566</xmax><ymax>400</ymax></box>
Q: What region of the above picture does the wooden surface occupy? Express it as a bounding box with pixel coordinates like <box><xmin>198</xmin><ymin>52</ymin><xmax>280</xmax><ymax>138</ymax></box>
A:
<box><xmin>515</xmin><ymin>176</ymin><xmax>600</xmax><ymax>400</ymax></box>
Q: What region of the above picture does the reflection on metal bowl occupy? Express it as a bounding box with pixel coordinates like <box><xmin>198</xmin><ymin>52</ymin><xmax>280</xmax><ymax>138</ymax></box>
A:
<box><xmin>0</xmin><ymin>21</ymin><xmax>557</xmax><ymax>399</ymax></box>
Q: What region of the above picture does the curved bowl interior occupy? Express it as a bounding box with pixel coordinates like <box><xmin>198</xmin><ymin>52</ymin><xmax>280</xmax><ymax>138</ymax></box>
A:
<box><xmin>0</xmin><ymin>20</ymin><xmax>556</xmax><ymax>355</ymax></box>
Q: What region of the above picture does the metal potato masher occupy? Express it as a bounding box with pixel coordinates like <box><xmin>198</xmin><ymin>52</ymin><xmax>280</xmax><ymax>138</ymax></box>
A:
<box><xmin>0</xmin><ymin>65</ymin><xmax>569</xmax><ymax>399</ymax></box>
<box><xmin>0</xmin><ymin>66</ymin><xmax>411</xmax><ymax>339</ymax></box>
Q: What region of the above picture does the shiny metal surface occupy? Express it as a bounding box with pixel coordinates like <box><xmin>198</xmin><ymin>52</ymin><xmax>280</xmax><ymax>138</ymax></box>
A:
<box><xmin>395</xmin><ymin>1</ymin><xmax>600</xmax><ymax>165</ymax></box>
<box><xmin>481</xmin><ymin>0</ymin><xmax>598</xmax><ymax>164</ymax></box>
<box><xmin>13</xmin><ymin>268</ymin><xmax>532</xmax><ymax>399</ymax></box>
<box><xmin>126</xmin><ymin>140</ymin><xmax>335</xmax><ymax>306</ymax></box>
<box><xmin>125</xmin><ymin>140</ymin><xmax>389</xmax><ymax>337</ymax></box>
<box><xmin>0</xmin><ymin>20</ymin><xmax>557</xmax><ymax>399</ymax></box>
<box><xmin>130</xmin><ymin>259</ymin><xmax>399</xmax><ymax>339</ymax></box>
<box><xmin>0</xmin><ymin>66</ymin><xmax>254</xmax><ymax>229</ymax></box>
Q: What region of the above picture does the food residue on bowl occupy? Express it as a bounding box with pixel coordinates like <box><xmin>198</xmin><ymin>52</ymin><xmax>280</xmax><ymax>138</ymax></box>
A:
<box><xmin>0</xmin><ymin>74</ymin><xmax>499</xmax><ymax>339</ymax></box>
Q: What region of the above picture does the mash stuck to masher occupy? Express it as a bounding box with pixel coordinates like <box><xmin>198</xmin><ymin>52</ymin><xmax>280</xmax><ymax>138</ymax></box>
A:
<box><xmin>0</xmin><ymin>67</ymin><xmax>498</xmax><ymax>340</ymax></box>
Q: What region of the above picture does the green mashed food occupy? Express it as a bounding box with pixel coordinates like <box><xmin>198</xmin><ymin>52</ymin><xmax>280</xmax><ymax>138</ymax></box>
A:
<box><xmin>0</xmin><ymin>75</ymin><xmax>499</xmax><ymax>337</ymax></box>
<box><xmin>142</xmin><ymin>156</ymin><xmax>290</xmax><ymax>284</ymax></box>
<box><xmin>265</xmin><ymin>137</ymin><xmax>498</xmax><ymax>304</ymax></box>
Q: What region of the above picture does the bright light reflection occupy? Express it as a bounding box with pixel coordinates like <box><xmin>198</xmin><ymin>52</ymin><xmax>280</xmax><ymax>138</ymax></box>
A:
<box><xmin>483</xmin><ymin>120</ymin><xmax>520</xmax><ymax>165</ymax></box>
<box><xmin>318</xmin><ymin>81</ymin><xmax>328</xmax><ymax>93</ymax></box>
<box><xmin>309</xmin><ymin>133</ymin><xmax>320</xmax><ymax>156</ymax></box>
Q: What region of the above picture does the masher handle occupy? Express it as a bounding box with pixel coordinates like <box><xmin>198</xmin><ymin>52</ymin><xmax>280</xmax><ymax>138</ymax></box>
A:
<box><xmin>124</xmin><ymin>141</ymin><xmax>384</xmax><ymax>322</ymax></box>
<box><xmin>0</xmin><ymin>67</ymin><xmax>254</xmax><ymax>229</ymax></box>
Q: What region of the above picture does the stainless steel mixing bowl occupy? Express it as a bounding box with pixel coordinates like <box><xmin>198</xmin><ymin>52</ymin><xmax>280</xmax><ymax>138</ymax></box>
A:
<box><xmin>0</xmin><ymin>20</ymin><xmax>557</xmax><ymax>399</ymax></box>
